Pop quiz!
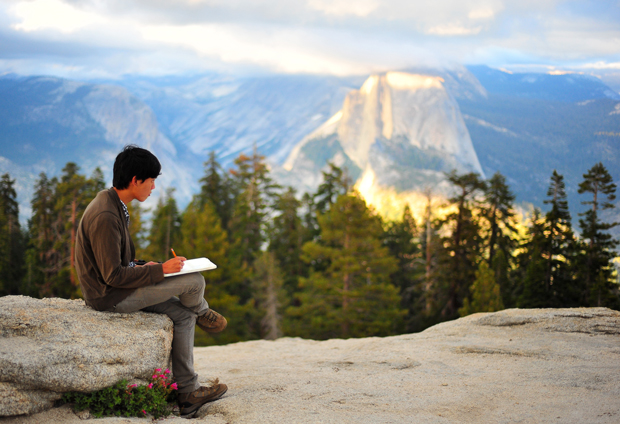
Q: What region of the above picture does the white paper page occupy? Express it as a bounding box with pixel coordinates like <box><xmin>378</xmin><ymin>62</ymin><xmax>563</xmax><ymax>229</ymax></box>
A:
<box><xmin>164</xmin><ymin>257</ymin><xmax>217</xmax><ymax>277</ymax></box>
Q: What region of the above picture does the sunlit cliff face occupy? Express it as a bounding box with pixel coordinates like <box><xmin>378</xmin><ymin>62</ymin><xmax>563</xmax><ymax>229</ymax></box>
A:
<box><xmin>282</xmin><ymin>71</ymin><xmax>485</xmax><ymax>220</ymax></box>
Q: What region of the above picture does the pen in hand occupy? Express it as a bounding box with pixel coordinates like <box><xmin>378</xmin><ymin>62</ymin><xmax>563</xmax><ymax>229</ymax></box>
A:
<box><xmin>162</xmin><ymin>248</ymin><xmax>186</xmax><ymax>274</ymax></box>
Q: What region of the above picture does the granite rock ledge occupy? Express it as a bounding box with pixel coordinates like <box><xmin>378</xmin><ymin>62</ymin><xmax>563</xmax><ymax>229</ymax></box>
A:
<box><xmin>0</xmin><ymin>295</ymin><xmax>173</xmax><ymax>417</ymax></box>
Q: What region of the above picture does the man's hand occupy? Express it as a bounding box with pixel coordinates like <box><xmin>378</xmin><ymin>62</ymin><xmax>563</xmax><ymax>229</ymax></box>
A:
<box><xmin>162</xmin><ymin>256</ymin><xmax>186</xmax><ymax>274</ymax></box>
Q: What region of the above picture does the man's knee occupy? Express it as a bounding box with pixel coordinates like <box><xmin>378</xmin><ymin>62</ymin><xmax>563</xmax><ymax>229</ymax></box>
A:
<box><xmin>187</xmin><ymin>272</ymin><xmax>205</xmax><ymax>293</ymax></box>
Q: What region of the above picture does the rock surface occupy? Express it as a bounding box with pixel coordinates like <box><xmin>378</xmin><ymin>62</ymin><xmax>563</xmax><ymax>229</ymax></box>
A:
<box><xmin>2</xmin><ymin>307</ymin><xmax>619</xmax><ymax>424</ymax></box>
<box><xmin>0</xmin><ymin>296</ymin><xmax>173</xmax><ymax>416</ymax></box>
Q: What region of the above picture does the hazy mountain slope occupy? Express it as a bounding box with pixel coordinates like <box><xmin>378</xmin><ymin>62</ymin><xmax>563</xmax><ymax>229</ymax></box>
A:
<box><xmin>468</xmin><ymin>65</ymin><xmax>620</xmax><ymax>102</ymax></box>
<box><xmin>0</xmin><ymin>75</ymin><xmax>194</xmax><ymax>219</ymax></box>
<box><xmin>111</xmin><ymin>74</ymin><xmax>364</xmax><ymax>169</ymax></box>
<box><xmin>460</xmin><ymin>66</ymin><xmax>620</xmax><ymax>214</ymax></box>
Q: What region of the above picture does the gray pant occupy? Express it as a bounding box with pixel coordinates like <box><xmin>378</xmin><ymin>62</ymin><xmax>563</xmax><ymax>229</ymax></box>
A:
<box><xmin>113</xmin><ymin>272</ymin><xmax>209</xmax><ymax>393</ymax></box>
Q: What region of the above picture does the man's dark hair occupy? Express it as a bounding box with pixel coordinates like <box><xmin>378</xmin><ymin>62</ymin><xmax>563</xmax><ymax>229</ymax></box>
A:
<box><xmin>113</xmin><ymin>145</ymin><xmax>161</xmax><ymax>189</ymax></box>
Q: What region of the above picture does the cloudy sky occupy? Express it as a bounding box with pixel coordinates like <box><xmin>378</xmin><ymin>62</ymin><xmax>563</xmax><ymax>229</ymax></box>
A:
<box><xmin>0</xmin><ymin>0</ymin><xmax>619</xmax><ymax>83</ymax></box>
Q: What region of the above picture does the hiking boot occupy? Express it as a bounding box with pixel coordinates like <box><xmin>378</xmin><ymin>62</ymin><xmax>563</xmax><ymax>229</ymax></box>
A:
<box><xmin>178</xmin><ymin>383</ymin><xmax>228</xmax><ymax>417</ymax></box>
<box><xmin>197</xmin><ymin>309</ymin><xmax>227</xmax><ymax>333</ymax></box>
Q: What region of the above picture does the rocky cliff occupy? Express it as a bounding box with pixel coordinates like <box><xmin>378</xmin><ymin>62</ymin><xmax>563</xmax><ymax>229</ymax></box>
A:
<box><xmin>2</xmin><ymin>307</ymin><xmax>618</xmax><ymax>424</ymax></box>
<box><xmin>279</xmin><ymin>71</ymin><xmax>484</xmax><ymax>219</ymax></box>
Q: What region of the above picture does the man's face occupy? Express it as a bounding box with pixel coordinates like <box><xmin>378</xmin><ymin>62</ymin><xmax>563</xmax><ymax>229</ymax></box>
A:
<box><xmin>134</xmin><ymin>177</ymin><xmax>156</xmax><ymax>202</ymax></box>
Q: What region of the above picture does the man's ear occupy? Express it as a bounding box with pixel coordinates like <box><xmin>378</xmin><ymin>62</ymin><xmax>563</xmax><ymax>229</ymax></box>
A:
<box><xmin>131</xmin><ymin>176</ymin><xmax>139</xmax><ymax>186</ymax></box>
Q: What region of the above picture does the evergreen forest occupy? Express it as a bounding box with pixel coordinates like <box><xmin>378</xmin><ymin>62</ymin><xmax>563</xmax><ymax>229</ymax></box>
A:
<box><xmin>2</xmin><ymin>151</ymin><xmax>619</xmax><ymax>345</ymax></box>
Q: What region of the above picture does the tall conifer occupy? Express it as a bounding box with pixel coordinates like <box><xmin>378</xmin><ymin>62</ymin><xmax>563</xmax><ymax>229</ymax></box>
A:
<box><xmin>144</xmin><ymin>188</ymin><xmax>182</xmax><ymax>262</ymax></box>
<box><xmin>52</xmin><ymin>163</ymin><xmax>92</xmax><ymax>298</ymax></box>
<box><xmin>576</xmin><ymin>163</ymin><xmax>619</xmax><ymax>307</ymax></box>
<box><xmin>180</xmin><ymin>198</ymin><xmax>253</xmax><ymax>345</ymax></box>
<box><xmin>459</xmin><ymin>260</ymin><xmax>504</xmax><ymax>316</ymax></box>
<box><xmin>26</xmin><ymin>173</ymin><xmax>57</xmax><ymax>296</ymax></box>
<box><xmin>481</xmin><ymin>172</ymin><xmax>517</xmax><ymax>306</ymax></box>
<box><xmin>251</xmin><ymin>251</ymin><xmax>286</xmax><ymax>340</ymax></box>
<box><xmin>434</xmin><ymin>171</ymin><xmax>485</xmax><ymax>319</ymax></box>
<box><xmin>314</xmin><ymin>162</ymin><xmax>351</xmax><ymax>214</ymax></box>
<box><xmin>228</xmin><ymin>150</ymin><xmax>280</xmax><ymax>268</ymax></box>
<box><xmin>288</xmin><ymin>193</ymin><xmax>403</xmax><ymax>339</ymax></box>
<box><xmin>383</xmin><ymin>205</ymin><xmax>424</xmax><ymax>332</ymax></box>
<box><xmin>269</xmin><ymin>187</ymin><xmax>306</xmax><ymax>296</ymax></box>
<box><xmin>198</xmin><ymin>152</ymin><xmax>233</xmax><ymax>232</ymax></box>
<box><xmin>0</xmin><ymin>173</ymin><xmax>24</xmax><ymax>295</ymax></box>
<box><xmin>543</xmin><ymin>170</ymin><xmax>578</xmax><ymax>305</ymax></box>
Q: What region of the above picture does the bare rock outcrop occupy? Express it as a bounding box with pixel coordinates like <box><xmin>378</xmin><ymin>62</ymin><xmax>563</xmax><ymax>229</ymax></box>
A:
<box><xmin>1</xmin><ymin>307</ymin><xmax>619</xmax><ymax>424</ymax></box>
<box><xmin>0</xmin><ymin>296</ymin><xmax>173</xmax><ymax>417</ymax></box>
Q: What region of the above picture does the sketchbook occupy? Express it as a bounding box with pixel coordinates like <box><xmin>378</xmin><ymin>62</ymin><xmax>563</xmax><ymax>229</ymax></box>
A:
<box><xmin>164</xmin><ymin>257</ymin><xmax>217</xmax><ymax>277</ymax></box>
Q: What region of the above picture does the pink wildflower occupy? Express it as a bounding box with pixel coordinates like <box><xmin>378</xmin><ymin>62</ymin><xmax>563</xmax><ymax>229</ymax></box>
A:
<box><xmin>142</xmin><ymin>410</ymin><xmax>146</xmax><ymax>415</ymax></box>
<box><xmin>129</xmin><ymin>384</ymin><xmax>137</xmax><ymax>388</ymax></box>
<box><xmin>152</xmin><ymin>375</ymin><xmax>157</xmax><ymax>379</ymax></box>
<box><xmin>155</xmin><ymin>368</ymin><xmax>162</xmax><ymax>372</ymax></box>
<box><xmin>164</xmin><ymin>369</ymin><xmax>170</xmax><ymax>374</ymax></box>
<box><xmin>147</xmin><ymin>383</ymin><xmax>153</xmax><ymax>389</ymax></box>
<box><xmin>160</xmin><ymin>375</ymin><xmax>166</xmax><ymax>379</ymax></box>
<box><xmin>170</xmin><ymin>383</ymin><xmax>178</xmax><ymax>390</ymax></box>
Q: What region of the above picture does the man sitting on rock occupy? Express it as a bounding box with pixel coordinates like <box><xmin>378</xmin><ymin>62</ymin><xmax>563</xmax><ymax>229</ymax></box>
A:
<box><xmin>75</xmin><ymin>144</ymin><xmax>228</xmax><ymax>417</ymax></box>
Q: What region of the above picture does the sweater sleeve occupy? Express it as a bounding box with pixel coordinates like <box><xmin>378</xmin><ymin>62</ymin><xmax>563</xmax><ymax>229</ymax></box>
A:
<box><xmin>90</xmin><ymin>211</ymin><xmax>164</xmax><ymax>288</ymax></box>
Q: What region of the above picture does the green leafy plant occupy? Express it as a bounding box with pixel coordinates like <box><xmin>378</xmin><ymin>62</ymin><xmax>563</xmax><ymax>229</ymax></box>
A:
<box><xmin>62</xmin><ymin>368</ymin><xmax>178</xmax><ymax>419</ymax></box>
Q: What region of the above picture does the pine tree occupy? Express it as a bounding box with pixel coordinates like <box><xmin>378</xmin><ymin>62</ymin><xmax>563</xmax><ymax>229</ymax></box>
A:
<box><xmin>516</xmin><ymin>208</ymin><xmax>549</xmax><ymax>308</ymax></box>
<box><xmin>198</xmin><ymin>152</ymin><xmax>233</xmax><ymax>232</ymax></box>
<box><xmin>126</xmin><ymin>200</ymin><xmax>147</xmax><ymax>260</ymax></box>
<box><xmin>383</xmin><ymin>205</ymin><xmax>424</xmax><ymax>332</ymax></box>
<box><xmin>434</xmin><ymin>171</ymin><xmax>485</xmax><ymax>319</ymax></box>
<box><xmin>543</xmin><ymin>171</ymin><xmax>578</xmax><ymax>306</ymax></box>
<box><xmin>418</xmin><ymin>189</ymin><xmax>442</xmax><ymax>327</ymax></box>
<box><xmin>144</xmin><ymin>188</ymin><xmax>182</xmax><ymax>262</ymax></box>
<box><xmin>251</xmin><ymin>251</ymin><xmax>286</xmax><ymax>340</ymax></box>
<box><xmin>25</xmin><ymin>173</ymin><xmax>57</xmax><ymax>296</ymax></box>
<box><xmin>287</xmin><ymin>193</ymin><xmax>404</xmax><ymax>339</ymax></box>
<box><xmin>179</xmin><ymin>197</ymin><xmax>253</xmax><ymax>345</ymax></box>
<box><xmin>576</xmin><ymin>163</ymin><xmax>619</xmax><ymax>307</ymax></box>
<box><xmin>227</xmin><ymin>150</ymin><xmax>280</xmax><ymax>305</ymax></box>
<box><xmin>0</xmin><ymin>173</ymin><xmax>24</xmax><ymax>295</ymax></box>
<box><xmin>481</xmin><ymin>172</ymin><xmax>517</xmax><ymax>306</ymax></box>
<box><xmin>51</xmin><ymin>163</ymin><xmax>93</xmax><ymax>298</ymax></box>
<box><xmin>228</xmin><ymin>149</ymin><xmax>280</xmax><ymax>267</ymax></box>
<box><xmin>314</xmin><ymin>162</ymin><xmax>351</xmax><ymax>215</ymax></box>
<box><xmin>88</xmin><ymin>167</ymin><xmax>106</xmax><ymax>197</ymax></box>
<box><xmin>459</xmin><ymin>260</ymin><xmax>504</xmax><ymax>316</ymax></box>
<box><xmin>268</xmin><ymin>187</ymin><xmax>306</xmax><ymax>296</ymax></box>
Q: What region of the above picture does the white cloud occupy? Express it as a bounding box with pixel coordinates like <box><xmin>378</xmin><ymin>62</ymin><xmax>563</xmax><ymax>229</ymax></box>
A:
<box><xmin>10</xmin><ymin>0</ymin><xmax>106</xmax><ymax>33</ymax></box>
<box><xmin>139</xmin><ymin>23</ymin><xmax>366</xmax><ymax>75</ymax></box>
<box><xmin>468</xmin><ymin>8</ymin><xmax>496</xmax><ymax>20</ymax></box>
<box><xmin>427</xmin><ymin>23</ymin><xmax>483</xmax><ymax>36</ymax></box>
<box><xmin>1</xmin><ymin>0</ymin><xmax>619</xmax><ymax>78</ymax></box>
<box><xmin>578</xmin><ymin>62</ymin><xmax>620</xmax><ymax>70</ymax></box>
<box><xmin>307</xmin><ymin>0</ymin><xmax>379</xmax><ymax>17</ymax></box>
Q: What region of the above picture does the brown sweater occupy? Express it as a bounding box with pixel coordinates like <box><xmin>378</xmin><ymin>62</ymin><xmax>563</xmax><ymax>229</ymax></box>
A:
<box><xmin>75</xmin><ymin>188</ymin><xmax>164</xmax><ymax>311</ymax></box>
